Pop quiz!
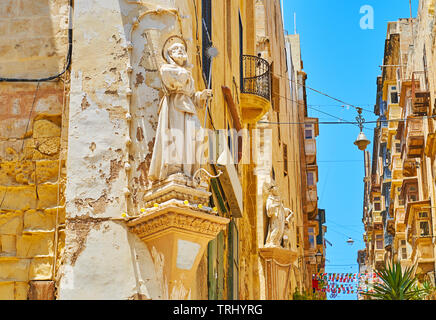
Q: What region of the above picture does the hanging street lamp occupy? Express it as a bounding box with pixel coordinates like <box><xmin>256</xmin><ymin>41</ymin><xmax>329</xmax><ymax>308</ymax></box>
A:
<box><xmin>353</xmin><ymin>108</ymin><xmax>371</xmax><ymax>151</ymax></box>
<box><xmin>346</xmin><ymin>237</ymin><xmax>355</xmax><ymax>246</ymax></box>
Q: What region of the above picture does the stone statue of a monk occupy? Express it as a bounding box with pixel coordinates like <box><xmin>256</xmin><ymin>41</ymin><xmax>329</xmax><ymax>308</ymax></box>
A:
<box><xmin>148</xmin><ymin>37</ymin><xmax>212</xmax><ymax>182</ymax></box>
<box><xmin>265</xmin><ymin>185</ymin><xmax>286</xmax><ymax>248</ymax></box>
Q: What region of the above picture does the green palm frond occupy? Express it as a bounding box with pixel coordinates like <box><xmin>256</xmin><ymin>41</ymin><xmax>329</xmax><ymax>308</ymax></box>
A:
<box><xmin>361</xmin><ymin>261</ymin><xmax>429</xmax><ymax>300</ymax></box>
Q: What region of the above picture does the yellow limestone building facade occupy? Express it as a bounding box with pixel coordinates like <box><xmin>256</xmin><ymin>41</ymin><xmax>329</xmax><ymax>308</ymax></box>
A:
<box><xmin>361</xmin><ymin>0</ymin><xmax>436</xmax><ymax>286</ymax></box>
<box><xmin>0</xmin><ymin>0</ymin><xmax>321</xmax><ymax>300</ymax></box>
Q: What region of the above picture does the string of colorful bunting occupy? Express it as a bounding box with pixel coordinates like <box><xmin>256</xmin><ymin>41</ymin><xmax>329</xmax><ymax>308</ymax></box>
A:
<box><xmin>311</xmin><ymin>273</ymin><xmax>383</xmax><ymax>295</ymax></box>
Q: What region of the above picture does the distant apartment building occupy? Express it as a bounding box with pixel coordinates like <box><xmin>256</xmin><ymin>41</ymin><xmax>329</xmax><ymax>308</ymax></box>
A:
<box><xmin>361</xmin><ymin>0</ymin><xmax>436</xmax><ymax>286</ymax></box>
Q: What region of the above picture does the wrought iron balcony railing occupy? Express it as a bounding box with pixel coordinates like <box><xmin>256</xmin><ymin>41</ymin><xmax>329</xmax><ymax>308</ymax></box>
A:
<box><xmin>241</xmin><ymin>55</ymin><xmax>271</xmax><ymax>101</ymax></box>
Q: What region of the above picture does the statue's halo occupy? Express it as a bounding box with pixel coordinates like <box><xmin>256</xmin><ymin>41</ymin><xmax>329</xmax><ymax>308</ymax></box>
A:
<box><xmin>162</xmin><ymin>35</ymin><xmax>188</xmax><ymax>63</ymax></box>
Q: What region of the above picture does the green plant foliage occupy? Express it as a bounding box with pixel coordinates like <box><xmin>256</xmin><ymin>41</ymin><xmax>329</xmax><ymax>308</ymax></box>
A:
<box><xmin>362</xmin><ymin>261</ymin><xmax>430</xmax><ymax>300</ymax></box>
<box><xmin>293</xmin><ymin>289</ymin><xmax>326</xmax><ymax>300</ymax></box>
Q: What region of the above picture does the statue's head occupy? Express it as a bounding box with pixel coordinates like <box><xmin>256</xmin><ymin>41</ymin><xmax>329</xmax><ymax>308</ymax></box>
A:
<box><xmin>168</xmin><ymin>43</ymin><xmax>187</xmax><ymax>66</ymax></box>
<box><xmin>264</xmin><ymin>181</ymin><xmax>279</xmax><ymax>197</ymax></box>
<box><xmin>163</xmin><ymin>36</ymin><xmax>188</xmax><ymax>67</ymax></box>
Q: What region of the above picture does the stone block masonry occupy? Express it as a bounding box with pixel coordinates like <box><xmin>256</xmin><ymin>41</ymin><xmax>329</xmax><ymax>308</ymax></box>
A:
<box><xmin>0</xmin><ymin>82</ymin><xmax>67</xmax><ymax>300</ymax></box>
<box><xmin>0</xmin><ymin>0</ymin><xmax>69</xmax><ymax>79</ymax></box>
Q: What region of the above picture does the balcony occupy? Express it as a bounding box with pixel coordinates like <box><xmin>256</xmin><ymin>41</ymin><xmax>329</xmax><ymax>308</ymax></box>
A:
<box><xmin>391</xmin><ymin>155</ymin><xmax>403</xmax><ymax>179</ymax></box>
<box><xmin>305</xmin><ymin>139</ymin><xmax>317</xmax><ymax>165</ymax></box>
<box><xmin>425</xmin><ymin>133</ymin><xmax>436</xmax><ymax>158</ymax></box>
<box><xmin>387</xmin><ymin>104</ymin><xmax>402</xmax><ymax>129</ymax></box>
<box><xmin>409</xmin><ymin>220</ymin><xmax>434</xmax><ymax>264</ymax></box>
<box><xmin>372</xmin><ymin>211</ymin><xmax>383</xmax><ymax>229</ymax></box>
<box><xmin>387</xmin><ymin>104</ymin><xmax>402</xmax><ymax>149</ymax></box>
<box><xmin>412</xmin><ymin>91</ymin><xmax>430</xmax><ymax>115</ymax></box>
<box><xmin>402</xmin><ymin>158</ymin><xmax>418</xmax><ymax>177</ymax></box>
<box><xmin>371</xmin><ymin>174</ymin><xmax>381</xmax><ymax>193</ymax></box>
<box><xmin>394</xmin><ymin>207</ymin><xmax>406</xmax><ymax>232</ymax></box>
<box><xmin>375</xmin><ymin>249</ymin><xmax>385</xmax><ymax>262</ymax></box>
<box><xmin>304</xmin><ymin>188</ymin><xmax>318</xmax><ymax>217</ymax></box>
<box><xmin>240</xmin><ymin>55</ymin><xmax>271</xmax><ymax>124</ymax></box>
<box><xmin>404</xmin><ymin>117</ymin><xmax>425</xmax><ymax>158</ymax></box>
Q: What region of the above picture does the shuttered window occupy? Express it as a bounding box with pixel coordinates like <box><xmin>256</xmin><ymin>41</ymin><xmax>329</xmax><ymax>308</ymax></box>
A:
<box><xmin>228</xmin><ymin>220</ymin><xmax>239</xmax><ymax>299</ymax></box>
<box><xmin>283</xmin><ymin>143</ymin><xmax>288</xmax><ymax>177</ymax></box>
<box><xmin>271</xmin><ymin>74</ymin><xmax>280</xmax><ymax>112</ymax></box>
<box><xmin>202</xmin><ymin>0</ymin><xmax>212</xmax><ymax>84</ymax></box>
<box><xmin>208</xmin><ymin>231</ymin><xmax>224</xmax><ymax>299</ymax></box>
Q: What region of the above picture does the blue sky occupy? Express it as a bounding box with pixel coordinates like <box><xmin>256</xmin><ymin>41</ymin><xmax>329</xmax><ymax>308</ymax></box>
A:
<box><xmin>282</xmin><ymin>0</ymin><xmax>419</xmax><ymax>300</ymax></box>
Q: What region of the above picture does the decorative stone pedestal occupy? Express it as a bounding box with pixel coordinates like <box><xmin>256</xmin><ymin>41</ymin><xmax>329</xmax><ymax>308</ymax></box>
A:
<box><xmin>259</xmin><ymin>247</ymin><xmax>298</xmax><ymax>300</ymax></box>
<box><xmin>128</xmin><ymin>175</ymin><xmax>229</xmax><ymax>299</ymax></box>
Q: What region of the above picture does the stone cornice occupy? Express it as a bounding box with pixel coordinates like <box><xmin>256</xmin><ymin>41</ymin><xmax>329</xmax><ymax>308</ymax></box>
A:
<box><xmin>127</xmin><ymin>205</ymin><xmax>229</xmax><ymax>241</ymax></box>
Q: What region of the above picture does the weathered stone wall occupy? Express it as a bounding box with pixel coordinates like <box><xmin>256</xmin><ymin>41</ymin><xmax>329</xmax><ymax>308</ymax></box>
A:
<box><xmin>0</xmin><ymin>82</ymin><xmax>67</xmax><ymax>300</ymax></box>
<box><xmin>0</xmin><ymin>0</ymin><xmax>69</xmax><ymax>79</ymax></box>
<box><xmin>0</xmin><ymin>0</ymin><xmax>69</xmax><ymax>300</ymax></box>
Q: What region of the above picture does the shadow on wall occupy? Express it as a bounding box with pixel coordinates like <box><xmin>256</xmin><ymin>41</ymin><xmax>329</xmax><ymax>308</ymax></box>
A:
<box><xmin>0</xmin><ymin>0</ymin><xmax>70</xmax><ymax>79</ymax></box>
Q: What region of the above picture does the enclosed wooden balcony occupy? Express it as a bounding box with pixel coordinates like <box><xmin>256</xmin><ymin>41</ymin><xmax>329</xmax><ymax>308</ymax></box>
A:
<box><xmin>372</xmin><ymin>211</ymin><xmax>383</xmax><ymax>228</ymax></box>
<box><xmin>391</xmin><ymin>155</ymin><xmax>403</xmax><ymax>179</ymax></box>
<box><xmin>304</xmin><ymin>139</ymin><xmax>317</xmax><ymax>165</ymax></box>
<box><xmin>404</xmin><ymin>117</ymin><xmax>425</xmax><ymax>158</ymax></box>
<box><xmin>408</xmin><ymin>215</ymin><xmax>434</xmax><ymax>265</ymax></box>
<box><xmin>387</xmin><ymin>104</ymin><xmax>402</xmax><ymax>127</ymax></box>
<box><xmin>402</xmin><ymin>158</ymin><xmax>418</xmax><ymax>177</ymax></box>
<box><xmin>412</xmin><ymin>91</ymin><xmax>430</xmax><ymax>115</ymax></box>
<box><xmin>394</xmin><ymin>208</ymin><xmax>406</xmax><ymax>233</ymax></box>
<box><xmin>371</xmin><ymin>174</ymin><xmax>381</xmax><ymax>193</ymax></box>
<box><xmin>375</xmin><ymin>250</ymin><xmax>385</xmax><ymax>263</ymax></box>
<box><xmin>304</xmin><ymin>188</ymin><xmax>318</xmax><ymax>216</ymax></box>
<box><xmin>240</xmin><ymin>55</ymin><xmax>271</xmax><ymax>124</ymax></box>
<box><xmin>401</xmin><ymin>177</ymin><xmax>421</xmax><ymax>223</ymax></box>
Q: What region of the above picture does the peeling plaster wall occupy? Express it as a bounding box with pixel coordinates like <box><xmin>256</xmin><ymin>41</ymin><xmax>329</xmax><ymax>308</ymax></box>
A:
<box><xmin>58</xmin><ymin>0</ymin><xmax>188</xmax><ymax>300</ymax></box>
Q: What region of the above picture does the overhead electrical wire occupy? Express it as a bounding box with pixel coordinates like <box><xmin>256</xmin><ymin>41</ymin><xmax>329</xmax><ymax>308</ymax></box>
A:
<box><xmin>272</xmin><ymin>92</ymin><xmax>373</xmax><ymax>131</ymax></box>
<box><xmin>271</xmin><ymin>71</ymin><xmax>374</xmax><ymax>114</ymax></box>
<box><xmin>259</xmin><ymin>114</ymin><xmax>436</xmax><ymax>126</ymax></box>
<box><xmin>327</xmin><ymin>227</ymin><xmax>364</xmax><ymax>243</ymax></box>
<box><xmin>308</xmin><ymin>106</ymin><xmax>371</xmax><ymax>131</ymax></box>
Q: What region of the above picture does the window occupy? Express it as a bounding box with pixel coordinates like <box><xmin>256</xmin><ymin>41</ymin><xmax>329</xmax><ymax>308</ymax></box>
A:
<box><xmin>418</xmin><ymin>212</ymin><xmax>428</xmax><ymax>219</ymax></box>
<box><xmin>283</xmin><ymin>144</ymin><xmax>288</xmax><ymax>177</ymax></box>
<box><xmin>226</xmin><ymin>0</ymin><xmax>232</xmax><ymax>68</ymax></box>
<box><xmin>228</xmin><ymin>220</ymin><xmax>239</xmax><ymax>300</ymax></box>
<box><xmin>395</xmin><ymin>143</ymin><xmax>401</xmax><ymax>154</ymax></box>
<box><xmin>308</xmin><ymin>227</ymin><xmax>316</xmax><ymax>249</ymax></box>
<box><xmin>390</xmin><ymin>86</ymin><xmax>398</xmax><ymax>104</ymax></box>
<box><xmin>307</xmin><ymin>171</ymin><xmax>314</xmax><ymax>186</ymax></box>
<box><xmin>400</xmin><ymin>240</ymin><xmax>407</xmax><ymax>260</ymax></box>
<box><xmin>202</xmin><ymin>0</ymin><xmax>212</xmax><ymax>84</ymax></box>
<box><xmin>296</xmin><ymin>227</ymin><xmax>301</xmax><ymax>248</ymax></box>
<box><xmin>239</xmin><ymin>12</ymin><xmax>243</xmax><ymax>88</ymax></box>
<box><xmin>208</xmin><ymin>231</ymin><xmax>224</xmax><ymax>299</ymax></box>
<box><xmin>420</xmin><ymin>221</ymin><xmax>430</xmax><ymax>237</ymax></box>
<box><xmin>305</xmin><ymin>124</ymin><xmax>313</xmax><ymax>139</ymax></box>
<box><xmin>271</xmin><ymin>74</ymin><xmax>280</xmax><ymax>112</ymax></box>
<box><xmin>373</xmin><ymin>197</ymin><xmax>381</xmax><ymax>211</ymax></box>
<box><xmin>376</xmin><ymin>240</ymin><xmax>384</xmax><ymax>249</ymax></box>
<box><xmin>401</xmin><ymin>247</ymin><xmax>407</xmax><ymax>260</ymax></box>
<box><xmin>277</xmin><ymin>113</ymin><xmax>281</xmax><ymax>145</ymax></box>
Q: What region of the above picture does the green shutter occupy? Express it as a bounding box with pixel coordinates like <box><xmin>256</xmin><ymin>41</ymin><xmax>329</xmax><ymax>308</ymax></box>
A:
<box><xmin>210</xmin><ymin>178</ymin><xmax>227</xmax><ymax>214</ymax></box>
<box><xmin>208</xmin><ymin>231</ymin><xmax>225</xmax><ymax>300</ymax></box>
<box><xmin>208</xmin><ymin>239</ymin><xmax>217</xmax><ymax>300</ymax></box>
<box><xmin>217</xmin><ymin>231</ymin><xmax>225</xmax><ymax>299</ymax></box>
<box><xmin>227</xmin><ymin>220</ymin><xmax>239</xmax><ymax>299</ymax></box>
